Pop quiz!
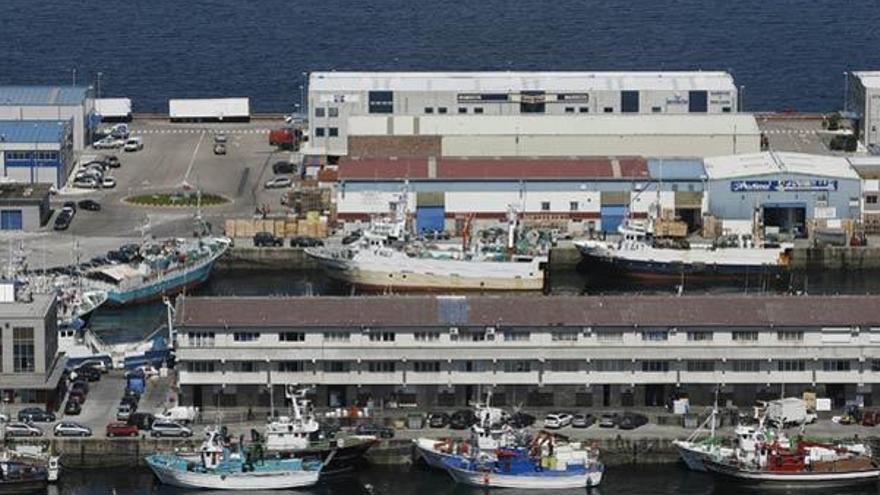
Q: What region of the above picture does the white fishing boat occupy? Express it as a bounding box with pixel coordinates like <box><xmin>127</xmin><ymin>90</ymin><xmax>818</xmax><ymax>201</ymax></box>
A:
<box><xmin>308</xmin><ymin>197</ymin><xmax>547</xmax><ymax>292</ymax></box>
<box><xmin>146</xmin><ymin>427</ymin><xmax>325</xmax><ymax>490</ymax></box>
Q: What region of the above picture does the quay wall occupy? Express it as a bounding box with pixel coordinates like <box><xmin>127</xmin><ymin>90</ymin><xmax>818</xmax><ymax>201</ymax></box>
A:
<box><xmin>216</xmin><ymin>246</ymin><xmax>318</xmax><ymax>270</ymax></box>
<box><xmin>791</xmin><ymin>246</ymin><xmax>880</xmax><ymax>270</ymax></box>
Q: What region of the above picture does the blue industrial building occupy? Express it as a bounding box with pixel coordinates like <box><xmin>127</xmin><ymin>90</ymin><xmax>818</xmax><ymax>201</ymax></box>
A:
<box><xmin>0</xmin><ymin>120</ymin><xmax>74</xmax><ymax>188</ymax></box>
<box><xmin>0</xmin><ymin>86</ymin><xmax>96</xmax><ymax>151</ymax></box>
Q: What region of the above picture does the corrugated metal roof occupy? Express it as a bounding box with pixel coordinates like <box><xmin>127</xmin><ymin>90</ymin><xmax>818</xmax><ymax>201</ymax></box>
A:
<box><xmin>177</xmin><ymin>295</ymin><xmax>880</xmax><ymax>328</ymax></box>
<box><xmin>853</xmin><ymin>71</ymin><xmax>880</xmax><ymax>89</ymax></box>
<box><xmin>310</xmin><ymin>71</ymin><xmax>736</xmax><ymax>93</ymax></box>
<box><xmin>848</xmin><ymin>156</ymin><xmax>880</xmax><ymax>180</ymax></box>
<box><xmin>704</xmin><ymin>152</ymin><xmax>859</xmax><ymax>180</ymax></box>
<box><xmin>0</xmin><ymin>120</ymin><xmax>68</xmax><ymax>143</ymax></box>
<box><xmin>339</xmin><ymin>156</ymin><xmax>649</xmax><ymax>180</ymax></box>
<box><xmin>647</xmin><ymin>159</ymin><xmax>707</xmax><ymax>180</ymax></box>
<box><xmin>0</xmin><ymin>86</ymin><xmax>89</xmax><ymax>106</ymax></box>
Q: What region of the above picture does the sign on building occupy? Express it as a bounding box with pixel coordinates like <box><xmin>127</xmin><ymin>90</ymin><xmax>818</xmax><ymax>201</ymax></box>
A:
<box><xmin>730</xmin><ymin>179</ymin><xmax>838</xmax><ymax>192</ymax></box>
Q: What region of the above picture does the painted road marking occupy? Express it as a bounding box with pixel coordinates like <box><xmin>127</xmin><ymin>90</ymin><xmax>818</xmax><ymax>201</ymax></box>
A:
<box><xmin>184</xmin><ymin>131</ymin><xmax>205</xmax><ymax>182</ymax></box>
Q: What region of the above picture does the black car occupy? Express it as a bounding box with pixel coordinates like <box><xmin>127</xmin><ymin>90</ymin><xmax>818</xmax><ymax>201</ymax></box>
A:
<box><xmin>428</xmin><ymin>412</ymin><xmax>450</xmax><ymax>428</ymax></box>
<box><xmin>70</xmin><ymin>380</ymin><xmax>89</xmax><ymax>395</ymax></box>
<box><xmin>289</xmin><ymin>236</ymin><xmax>323</xmax><ymax>248</ymax></box>
<box><xmin>62</xmin><ymin>201</ymin><xmax>77</xmax><ymax>213</ymax></box>
<box><xmin>64</xmin><ymin>400</ymin><xmax>82</xmax><ymax>416</ymax></box>
<box><xmin>74</xmin><ymin>366</ymin><xmax>101</xmax><ymax>382</ymax></box>
<box><xmin>272</xmin><ymin>161</ymin><xmax>295</xmax><ymax>175</ymax></box>
<box><xmin>99</xmin><ymin>154</ymin><xmax>121</xmax><ymax>168</ymax></box>
<box><xmin>449</xmin><ymin>409</ymin><xmax>476</xmax><ymax>430</ymax></box>
<box><xmin>128</xmin><ymin>412</ymin><xmax>155</xmax><ymax>431</ymax></box>
<box><xmin>254</xmin><ymin>231</ymin><xmax>283</xmax><ymax>247</ymax></box>
<box><xmin>77</xmin><ymin>199</ymin><xmax>102</xmax><ymax>211</ymax></box>
<box><xmin>120</xmin><ymin>395</ymin><xmax>139</xmax><ymax>412</ymax></box>
<box><xmin>53</xmin><ymin>211</ymin><xmax>72</xmax><ymax>230</ymax></box>
<box><xmin>123</xmin><ymin>389</ymin><xmax>141</xmax><ymax>403</ymax></box>
<box><xmin>18</xmin><ymin>407</ymin><xmax>56</xmax><ymax>423</ymax></box>
<box><xmin>507</xmin><ymin>411</ymin><xmax>536</xmax><ymax>428</ymax></box>
<box><xmin>617</xmin><ymin>412</ymin><xmax>649</xmax><ymax>430</ymax></box>
<box><xmin>355</xmin><ymin>423</ymin><xmax>395</xmax><ymax>439</ymax></box>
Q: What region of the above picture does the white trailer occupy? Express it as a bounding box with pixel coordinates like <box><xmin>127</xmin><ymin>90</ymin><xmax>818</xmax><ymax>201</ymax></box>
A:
<box><xmin>168</xmin><ymin>98</ymin><xmax>250</xmax><ymax>122</ymax></box>
<box><xmin>760</xmin><ymin>398</ymin><xmax>817</xmax><ymax>427</ymax></box>
<box><xmin>95</xmin><ymin>98</ymin><xmax>132</xmax><ymax>121</ymax></box>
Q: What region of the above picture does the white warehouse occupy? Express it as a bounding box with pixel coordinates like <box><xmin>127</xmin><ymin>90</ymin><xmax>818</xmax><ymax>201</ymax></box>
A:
<box><xmin>850</xmin><ymin>71</ymin><xmax>880</xmax><ymax>149</ymax></box>
<box><xmin>308</xmin><ymin>71</ymin><xmax>740</xmax><ymax>156</ymax></box>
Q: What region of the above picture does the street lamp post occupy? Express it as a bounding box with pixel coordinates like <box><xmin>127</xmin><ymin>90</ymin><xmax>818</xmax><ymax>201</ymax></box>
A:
<box><xmin>298</xmin><ymin>84</ymin><xmax>304</xmax><ymax>119</ymax></box>
<box><xmin>97</xmin><ymin>72</ymin><xmax>103</xmax><ymax>99</ymax></box>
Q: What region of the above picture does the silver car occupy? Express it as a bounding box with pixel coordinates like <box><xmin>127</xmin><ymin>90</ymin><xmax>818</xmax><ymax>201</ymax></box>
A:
<box><xmin>264</xmin><ymin>176</ymin><xmax>292</xmax><ymax>189</ymax></box>
<box><xmin>54</xmin><ymin>422</ymin><xmax>92</xmax><ymax>437</ymax></box>
<box><xmin>150</xmin><ymin>421</ymin><xmax>193</xmax><ymax>438</ymax></box>
<box><xmin>4</xmin><ymin>422</ymin><xmax>43</xmax><ymax>437</ymax></box>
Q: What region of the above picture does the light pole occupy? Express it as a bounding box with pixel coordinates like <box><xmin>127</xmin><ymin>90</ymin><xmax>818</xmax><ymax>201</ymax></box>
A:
<box><xmin>97</xmin><ymin>72</ymin><xmax>103</xmax><ymax>99</ymax></box>
<box><xmin>739</xmin><ymin>85</ymin><xmax>745</xmax><ymax>112</ymax></box>
<box><xmin>72</xmin><ymin>68</ymin><xmax>77</xmax><ymax>87</ymax></box>
<box><xmin>298</xmin><ymin>84</ymin><xmax>304</xmax><ymax>118</ymax></box>
<box><xmin>843</xmin><ymin>71</ymin><xmax>849</xmax><ymax>113</ymax></box>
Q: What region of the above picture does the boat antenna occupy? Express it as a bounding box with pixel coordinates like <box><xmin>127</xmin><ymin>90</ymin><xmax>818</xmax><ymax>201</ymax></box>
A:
<box><xmin>711</xmin><ymin>385</ymin><xmax>719</xmax><ymax>439</ymax></box>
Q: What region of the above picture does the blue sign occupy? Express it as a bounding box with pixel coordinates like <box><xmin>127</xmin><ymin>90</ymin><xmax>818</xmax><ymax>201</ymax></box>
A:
<box><xmin>730</xmin><ymin>179</ymin><xmax>837</xmax><ymax>192</ymax></box>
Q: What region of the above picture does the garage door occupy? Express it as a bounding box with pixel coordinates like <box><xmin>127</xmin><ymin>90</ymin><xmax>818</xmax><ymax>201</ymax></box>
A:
<box><xmin>1</xmin><ymin>210</ymin><xmax>23</xmax><ymax>230</ymax></box>
<box><xmin>416</xmin><ymin>206</ymin><xmax>445</xmax><ymax>234</ymax></box>
<box><xmin>600</xmin><ymin>205</ymin><xmax>627</xmax><ymax>233</ymax></box>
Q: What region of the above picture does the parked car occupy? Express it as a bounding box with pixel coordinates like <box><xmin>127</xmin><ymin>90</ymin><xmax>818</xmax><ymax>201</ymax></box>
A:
<box><xmin>53</xmin><ymin>212</ymin><xmax>72</xmax><ymax>230</ymax></box>
<box><xmin>62</xmin><ymin>201</ymin><xmax>77</xmax><ymax>214</ymax></box>
<box><xmin>128</xmin><ymin>412</ymin><xmax>156</xmax><ymax>431</ymax></box>
<box><xmin>507</xmin><ymin>411</ymin><xmax>536</xmax><ymax>428</ymax></box>
<box><xmin>18</xmin><ymin>407</ymin><xmax>56</xmax><ymax>423</ymax></box>
<box><xmin>120</xmin><ymin>396</ymin><xmax>139</xmax><ymax>412</ymax></box>
<box><xmin>428</xmin><ymin>412</ymin><xmax>450</xmax><ymax>428</ymax></box>
<box><xmin>54</xmin><ymin>422</ymin><xmax>92</xmax><ymax>437</ymax></box>
<box><xmin>93</xmin><ymin>137</ymin><xmax>124</xmax><ymax>149</ymax></box>
<box><xmin>354</xmin><ymin>423</ymin><xmax>394</xmax><ymax>439</ymax></box>
<box><xmin>253</xmin><ymin>231</ymin><xmax>283</xmax><ymax>247</ymax></box>
<box><xmin>102</xmin><ymin>177</ymin><xmax>117</xmax><ymax>189</ymax></box>
<box><xmin>150</xmin><ymin>421</ymin><xmax>193</xmax><ymax>438</ymax></box>
<box><xmin>572</xmin><ymin>413</ymin><xmax>596</xmax><ymax>428</ymax></box>
<box><xmin>64</xmin><ymin>399</ymin><xmax>82</xmax><ymax>416</ymax></box>
<box><xmin>68</xmin><ymin>388</ymin><xmax>87</xmax><ymax>404</ymax></box>
<box><xmin>0</xmin><ymin>412</ymin><xmax>8</xmax><ymax>423</ymax></box>
<box><xmin>77</xmin><ymin>360</ymin><xmax>109</xmax><ymax>373</ymax></box>
<box><xmin>449</xmin><ymin>409</ymin><xmax>476</xmax><ymax>430</ymax></box>
<box><xmin>116</xmin><ymin>403</ymin><xmax>134</xmax><ymax>421</ymax></box>
<box><xmin>598</xmin><ymin>413</ymin><xmax>619</xmax><ymax>428</ymax></box>
<box><xmin>83</xmin><ymin>161</ymin><xmax>108</xmax><ymax>172</ymax></box>
<box><xmin>106</xmin><ymin>422</ymin><xmax>139</xmax><ymax>437</ymax></box>
<box><xmin>70</xmin><ymin>380</ymin><xmax>89</xmax><ymax>396</ymax></box>
<box><xmin>618</xmin><ymin>412</ymin><xmax>649</xmax><ymax>430</ymax></box>
<box><xmin>98</xmin><ymin>154</ymin><xmax>121</xmax><ymax>168</ymax></box>
<box><xmin>73</xmin><ymin>366</ymin><xmax>100</xmax><ymax>382</ymax></box>
<box><xmin>289</xmin><ymin>236</ymin><xmax>324</xmax><ymax>248</ymax></box>
<box><xmin>73</xmin><ymin>177</ymin><xmax>100</xmax><ymax>189</ymax></box>
<box><xmin>543</xmin><ymin>412</ymin><xmax>573</xmax><ymax>429</ymax></box>
<box><xmin>4</xmin><ymin>422</ymin><xmax>43</xmax><ymax>437</ymax></box>
<box><xmin>213</xmin><ymin>133</ymin><xmax>228</xmax><ymax>144</ymax></box>
<box><xmin>213</xmin><ymin>143</ymin><xmax>227</xmax><ymax>155</ymax></box>
<box><xmin>272</xmin><ymin>161</ymin><xmax>295</xmax><ymax>175</ymax></box>
<box><xmin>123</xmin><ymin>137</ymin><xmax>143</xmax><ymax>152</ymax></box>
<box><xmin>264</xmin><ymin>176</ymin><xmax>293</xmax><ymax>189</ymax></box>
<box><xmin>75</xmin><ymin>169</ymin><xmax>103</xmax><ymax>181</ymax></box>
<box><xmin>77</xmin><ymin>199</ymin><xmax>102</xmax><ymax>211</ymax></box>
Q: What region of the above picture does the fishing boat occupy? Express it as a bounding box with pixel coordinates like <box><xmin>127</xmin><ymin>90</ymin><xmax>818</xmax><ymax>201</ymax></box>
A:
<box><xmin>575</xmin><ymin>219</ymin><xmax>792</xmax><ymax>279</ymax></box>
<box><xmin>146</xmin><ymin>427</ymin><xmax>326</xmax><ymax>490</ymax></box>
<box><xmin>57</xmin><ymin>288</ymin><xmax>107</xmax><ymax>327</ymax></box>
<box><xmin>84</xmin><ymin>236</ymin><xmax>230</xmax><ymax>305</ymax></box>
<box><xmin>0</xmin><ymin>458</ymin><xmax>49</xmax><ymax>494</ymax></box>
<box><xmin>307</xmin><ymin>197</ymin><xmax>548</xmax><ymax>292</ymax></box>
<box><xmin>264</xmin><ymin>387</ymin><xmax>377</xmax><ymax>473</ymax></box>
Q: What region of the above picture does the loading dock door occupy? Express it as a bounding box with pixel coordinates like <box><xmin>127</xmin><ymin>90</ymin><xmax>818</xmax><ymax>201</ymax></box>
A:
<box><xmin>600</xmin><ymin>205</ymin><xmax>627</xmax><ymax>234</ymax></box>
<box><xmin>762</xmin><ymin>203</ymin><xmax>806</xmax><ymax>237</ymax></box>
<box><xmin>416</xmin><ymin>206</ymin><xmax>445</xmax><ymax>234</ymax></box>
<box><xmin>0</xmin><ymin>210</ymin><xmax>23</xmax><ymax>230</ymax></box>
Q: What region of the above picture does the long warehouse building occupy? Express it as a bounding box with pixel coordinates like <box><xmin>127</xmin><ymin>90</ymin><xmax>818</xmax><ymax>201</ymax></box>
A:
<box><xmin>175</xmin><ymin>295</ymin><xmax>880</xmax><ymax>411</ymax></box>
<box><xmin>308</xmin><ymin>71</ymin><xmax>742</xmax><ymax>157</ymax></box>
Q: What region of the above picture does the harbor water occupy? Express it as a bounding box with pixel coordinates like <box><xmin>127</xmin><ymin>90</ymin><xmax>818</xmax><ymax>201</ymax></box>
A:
<box><xmin>49</xmin><ymin>464</ymin><xmax>880</xmax><ymax>494</ymax></box>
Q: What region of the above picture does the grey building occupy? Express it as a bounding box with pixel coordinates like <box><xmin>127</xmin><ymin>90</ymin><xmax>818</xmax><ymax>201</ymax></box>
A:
<box><xmin>308</xmin><ymin>71</ymin><xmax>739</xmax><ymax>157</ymax></box>
<box><xmin>0</xmin><ymin>183</ymin><xmax>52</xmax><ymax>231</ymax></box>
<box><xmin>704</xmin><ymin>152</ymin><xmax>861</xmax><ymax>236</ymax></box>
<box><xmin>175</xmin><ymin>295</ymin><xmax>880</xmax><ymax>411</ymax></box>
<box><xmin>0</xmin><ymin>291</ymin><xmax>64</xmax><ymax>408</ymax></box>
<box><xmin>0</xmin><ymin>86</ymin><xmax>96</xmax><ymax>151</ymax></box>
<box><xmin>849</xmin><ymin>71</ymin><xmax>880</xmax><ymax>149</ymax></box>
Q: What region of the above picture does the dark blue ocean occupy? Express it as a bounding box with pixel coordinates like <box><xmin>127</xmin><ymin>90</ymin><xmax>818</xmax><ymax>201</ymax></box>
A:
<box><xmin>2</xmin><ymin>1</ymin><xmax>879</xmax><ymax>114</ymax></box>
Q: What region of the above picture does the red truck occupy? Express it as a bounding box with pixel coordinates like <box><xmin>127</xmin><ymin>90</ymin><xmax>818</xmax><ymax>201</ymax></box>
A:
<box><xmin>269</xmin><ymin>127</ymin><xmax>303</xmax><ymax>150</ymax></box>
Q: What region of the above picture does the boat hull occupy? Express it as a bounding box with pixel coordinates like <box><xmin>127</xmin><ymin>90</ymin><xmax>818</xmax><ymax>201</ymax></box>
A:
<box><xmin>444</xmin><ymin>463</ymin><xmax>603</xmax><ymax>489</ymax></box>
<box><xmin>105</xmin><ymin>258</ymin><xmax>216</xmax><ymax>306</ymax></box>
<box><xmin>673</xmin><ymin>441</ymin><xmax>713</xmax><ymax>472</ymax></box>
<box><xmin>266</xmin><ymin>437</ymin><xmax>377</xmax><ymax>474</ymax></box>
<box><xmin>704</xmin><ymin>460</ymin><xmax>880</xmax><ymax>489</ymax></box>
<box><xmin>413</xmin><ymin>439</ymin><xmax>457</xmax><ymax>470</ymax></box>
<box><xmin>0</xmin><ymin>479</ymin><xmax>48</xmax><ymax>495</ymax></box>
<box><xmin>146</xmin><ymin>458</ymin><xmax>320</xmax><ymax>490</ymax></box>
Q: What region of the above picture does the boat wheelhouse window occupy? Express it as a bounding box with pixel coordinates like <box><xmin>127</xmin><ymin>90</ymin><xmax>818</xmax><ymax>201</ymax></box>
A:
<box><xmin>413</xmin><ymin>361</ymin><xmax>441</xmax><ymax>373</ymax></box>
<box><xmin>233</xmin><ymin>332</ymin><xmax>260</xmax><ymax>342</ymax></box>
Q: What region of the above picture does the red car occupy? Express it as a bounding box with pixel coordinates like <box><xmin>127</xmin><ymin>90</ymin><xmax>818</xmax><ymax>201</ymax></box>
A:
<box><xmin>106</xmin><ymin>422</ymin><xmax>139</xmax><ymax>437</ymax></box>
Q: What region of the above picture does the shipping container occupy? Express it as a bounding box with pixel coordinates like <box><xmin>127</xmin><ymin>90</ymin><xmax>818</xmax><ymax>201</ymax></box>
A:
<box><xmin>95</xmin><ymin>98</ymin><xmax>132</xmax><ymax>122</ymax></box>
<box><xmin>168</xmin><ymin>98</ymin><xmax>250</xmax><ymax>122</ymax></box>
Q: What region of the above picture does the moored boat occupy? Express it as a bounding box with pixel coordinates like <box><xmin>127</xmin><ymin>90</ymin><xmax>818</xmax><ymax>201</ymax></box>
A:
<box><xmin>442</xmin><ymin>446</ymin><xmax>604</xmax><ymax>490</ymax></box>
<box><xmin>0</xmin><ymin>458</ymin><xmax>48</xmax><ymax>494</ymax></box>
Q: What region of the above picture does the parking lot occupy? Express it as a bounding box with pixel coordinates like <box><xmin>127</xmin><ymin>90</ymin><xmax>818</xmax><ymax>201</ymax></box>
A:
<box><xmin>756</xmin><ymin>114</ymin><xmax>845</xmax><ymax>155</ymax></box>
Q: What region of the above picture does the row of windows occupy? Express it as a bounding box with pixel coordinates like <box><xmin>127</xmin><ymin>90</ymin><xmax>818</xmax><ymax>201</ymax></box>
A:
<box><xmin>313</xmin><ymin>107</ymin><xmax>339</xmax><ymax>118</ymax></box>
<box><xmin>314</xmin><ymin>127</ymin><xmax>339</xmax><ymax>138</ymax></box>
<box><xmin>5</xmin><ymin>151</ymin><xmax>59</xmax><ymax>161</ymax></box>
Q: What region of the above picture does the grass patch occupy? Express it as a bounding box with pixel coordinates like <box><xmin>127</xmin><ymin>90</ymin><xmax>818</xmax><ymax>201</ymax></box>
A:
<box><xmin>125</xmin><ymin>192</ymin><xmax>229</xmax><ymax>207</ymax></box>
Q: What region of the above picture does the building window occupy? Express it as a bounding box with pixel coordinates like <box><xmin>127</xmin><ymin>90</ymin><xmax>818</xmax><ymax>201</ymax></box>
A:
<box><xmin>686</xmin><ymin>360</ymin><xmax>715</xmax><ymax>372</ymax></box>
<box><xmin>872</xmin><ymin>359</ymin><xmax>880</xmax><ymax>372</ymax></box>
<box><xmin>641</xmin><ymin>360</ymin><xmax>669</xmax><ymax>372</ymax></box>
<box><xmin>279</xmin><ymin>331</ymin><xmax>305</xmax><ymax>342</ymax></box>
<box><xmin>502</xmin><ymin>360</ymin><xmax>532</xmax><ymax>373</ymax></box>
<box><xmin>596</xmin><ymin>331</ymin><xmax>623</xmax><ymax>343</ymax></box>
<box><xmin>867</xmin><ymin>195</ymin><xmax>878</xmax><ymax>205</ymax></box>
<box><xmin>314</xmin><ymin>108</ymin><xmax>326</xmax><ymax>118</ymax></box>
<box><xmin>474</xmin><ymin>107</ymin><xmax>484</xmax><ymax>114</ymax></box>
<box><xmin>233</xmin><ymin>332</ymin><xmax>260</xmax><ymax>342</ymax></box>
<box><xmin>368</xmin><ymin>331</ymin><xmax>395</xmax><ymax>342</ymax></box>
<box><xmin>551</xmin><ymin>331</ymin><xmax>577</xmax><ymax>342</ymax></box>
<box><xmin>237</xmin><ymin>361</ymin><xmax>256</xmax><ymax>373</ymax></box>
<box><xmin>777</xmin><ymin>331</ymin><xmax>804</xmax><ymax>342</ymax></box>
<box><xmin>367</xmin><ymin>361</ymin><xmax>396</xmax><ymax>373</ymax></box>
<box><xmin>328</xmin><ymin>127</ymin><xmax>339</xmax><ymax>137</ymax></box>
<box><xmin>564</xmin><ymin>107</ymin><xmax>575</xmax><ymax>114</ymax></box>
<box><xmin>621</xmin><ymin>90</ymin><xmax>640</xmax><ymax>113</ymax></box>
<box><xmin>413</xmin><ymin>361</ymin><xmax>441</xmax><ymax>373</ymax></box>
<box><xmin>187</xmin><ymin>331</ymin><xmax>215</xmax><ymax>347</ymax></box>
<box><xmin>368</xmin><ymin>90</ymin><xmax>394</xmax><ymax>114</ymax></box>
<box><xmin>13</xmin><ymin>327</ymin><xmax>35</xmax><ymax>373</ymax></box>
<box><xmin>687</xmin><ymin>331</ymin><xmax>713</xmax><ymax>342</ymax></box>
<box><xmin>424</xmin><ymin>107</ymin><xmax>434</xmax><ymax>114</ymax></box>
<box><xmin>414</xmin><ymin>331</ymin><xmax>440</xmax><ymax>342</ymax></box>
<box><xmin>315</xmin><ymin>128</ymin><xmax>325</xmax><ymax>137</ymax></box>
<box><xmin>278</xmin><ymin>361</ymin><xmax>306</xmax><ymax>372</ymax></box>
<box><xmin>327</xmin><ymin>107</ymin><xmax>339</xmax><ymax>118</ymax></box>
<box><xmin>689</xmin><ymin>91</ymin><xmax>708</xmax><ymax>113</ymax></box>
<box><xmin>437</xmin><ymin>107</ymin><xmax>448</xmax><ymax>114</ymax></box>
<box><xmin>732</xmin><ymin>331</ymin><xmax>759</xmax><ymax>342</ymax></box>
<box><xmin>541</xmin><ymin>201</ymin><xmax>550</xmax><ymax>211</ymax></box>
<box><xmin>594</xmin><ymin>360</ymin><xmax>628</xmax><ymax>372</ymax></box>
<box><xmin>722</xmin><ymin>107</ymin><xmax>731</xmax><ymax>113</ymax></box>
<box><xmin>457</xmin><ymin>360</ymin><xmax>491</xmax><ymax>372</ymax></box>
<box><xmin>188</xmin><ymin>361</ymin><xmax>215</xmax><ymax>373</ymax></box>
<box><xmin>520</xmin><ymin>91</ymin><xmax>546</xmax><ymax>113</ymax></box>
<box><xmin>652</xmin><ymin>106</ymin><xmax>662</xmax><ymax>113</ymax></box>
<box><xmin>323</xmin><ymin>361</ymin><xmax>349</xmax><ymax>373</ymax></box>
<box><xmin>503</xmin><ymin>331</ymin><xmax>530</xmax><ymax>342</ymax></box>
<box><xmin>569</xmin><ymin>201</ymin><xmax>579</xmax><ymax>211</ymax></box>
<box><xmin>731</xmin><ymin>360</ymin><xmax>761</xmax><ymax>372</ymax></box>
<box><xmin>642</xmin><ymin>330</ymin><xmax>668</xmax><ymax>341</ymax></box>
<box><xmin>458</xmin><ymin>107</ymin><xmax>467</xmax><ymax>114</ymax></box>
<box><xmin>549</xmin><ymin>360</ymin><xmax>580</xmax><ymax>372</ymax></box>
<box><xmin>777</xmin><ymin>359</ymin><xmax>806</xmax><ymax>372</ymax></box>
<box><xmin>822</xmin><ymin>360</ymin><xmax>851</xmax><ymax>372</ymax></box>
<box><xmin>579</xmin><ymin>107</ymin><xmax>589</xmax><ymax>113</ymax></box>
<box><xmin>323</xmin><ymin>332</ymin><xmax>350</xmax><ymax>342</ymax></box>
<box><xmin>603</xmin><ymin>107</ymin><xmax>614</xmax><ymax>113</ymax></box>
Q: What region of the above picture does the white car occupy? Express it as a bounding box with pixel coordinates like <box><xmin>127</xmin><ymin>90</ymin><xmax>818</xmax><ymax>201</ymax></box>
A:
<box><xmin>543</xmin><ymin>413</ymin><xmax>573</xmax><ymax>429</ymax></box>
<box><xmin>102</xmin><ymin>177</ymin><xmax>117</xmax><ymax>189</ymax></box>
<box><xmin>4</xmin><ymin>422</ymin><xmax>43</xmax><ymax>437</ymax></box>
<box><xmin>0</xmin><ymin>412</ymin><xmax>8</xmax><ymax>423</ymax></box>
<box><xmin>123</xmin><ymin>137</ymin><xmax>143</xmax><ymax>152</ymax></box>
<box><xmin>150</xmin><ymin>421</ymin><xmax>193</xmax><ymax>438</ymax></box>
<box><xmin>77</xmin><ymin>360</ymin><xmax>109</xmax><ymax>373</ymax></box>
<box><xmin>264</xmin><ymin>176</ymin><xmax>293</xmax><ymax>189</ymax></box>
<box><xmin>75</xmin><ymin>169</ymin><xmax>103</xmax><ymax>181</ymax></box>
<box><xmin>137</xmin><ymin>364</ymin><xmax>159</xmax><ymax>378</ymax></box>
<box><xmin>93</xmin><ymin>137</ymin><xmax>124</xmax><ymax>149</ymax></box>
<box><xmin>213</xmin><ymin>133</ymin><xmax>228</xmax><ymax>144</ymax></box>
<box><xmin>54</xmin><ymin>422</ymin><xmax>92</xmax><ymax>437</ymax></box>
<box><xmin>117</xmin><ymin>403</ymin><xmax>134</xmax><ymax>421</ymax></box>
<box><xmin>73</xmin><ymin>177</ymin><xmax>100</xmax><ymax>189</ymax></box>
